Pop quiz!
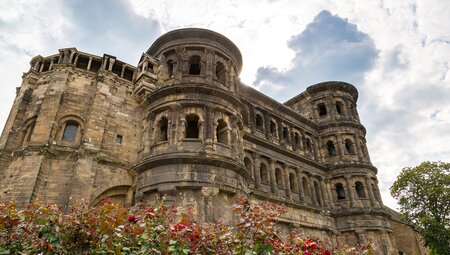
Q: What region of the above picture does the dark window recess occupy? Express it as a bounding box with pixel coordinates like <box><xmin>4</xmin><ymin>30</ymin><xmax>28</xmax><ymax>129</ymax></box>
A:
<box><xmin>112</xmin><ymin>62</ymin><xmax>122</xmax><ymax>76</ymax></box>
<box><xmin>270</xmin><ymin>121</ymin><xmax>276</xmax><ymax>135</ymax></box>
<box><xmin>244</xmin><ymin>157</ymin><xmax>252</xmax><ymax>172</ymax></box>
<box><xmin>282</xmin><ymin>127</ymin><xmax>289</xmax><ymax>140</ymax></box>
<box><xmin>255</xmin><ymin>114</ymin><xmax>263</xmax><ymax>130</ymax></box>
<box><xmin>260</xmin><ymin>163</ymin><xmax>269</xmax><ymax>184</ymax></box>
<box><xmin>167</xmin><ymin>60</ymin><xmax>174</xmax><ymax>77</ymax></box>
<box><xmin>314</xmin><ymin>182</ymin><xmax>322</xmax><ymax>206</ymax></box>
<box><xmin>318</xmin><ymin>103</ymin><xmax>327</xmax><ymax>116</ymax></box>
<box><xmin>275</xmin><ymin>168</ymin><xmax>284</xmax><ymax>189</ymax></box>
<box><xmin>215</xmin><ymin>62</ymin><xmax>226</xmax><ymax>83</ymax></box>
<box><xmin>123</xmin><ymin>68</ymin><xmax>133</xmax><ymax>81</ymax></box>
<box><xmin>335</xmin><ymin>183</ymin><xmax>346</xmax><ymax>200</ymax></box>
<box><xmin>159</xmin><ymin>117</ymin><xmax>168</xmax><ymax>142</ymax></box>
<box><xmin>63</xmin><ymin>122</ymin><xmax>79</xmax><ymax>142</ymax></box>
<box><xmin>302</xmin><ymin>177</ymin><xmax>310</xmax><ymax>196</ymax></box>
<box><xmin>76</xmin><ymin>56</ymin><xmax>89</xmax><ymax>70</ymax></box>
<box><xmin>355</xmin><ymin>181</ymin><xmax>366</xmax><ymax>198</ymax></box>
<box><xmin>289</xmin><ymin>173</ymin><xmax>297</xmax><ymax>191</ymax></box>
<box><xmin>42</xmin><ymin>61</ymin><xmax>50</xmax><ymax>72</ymax></box>
<box><xmin>345</xmin><ymin>139</ymin><xmax>355</xmax><ymax>154</ymax></box>
<box><xmin>305</xmin><ymin>138</ymin><xmax>313</xmax><ymax>153</ymax></box>
<box><xmin>188</xmin><ymin>55</ymin><xmax>201</xmax><ymax>75</ymax></box>
<box><xmin>216</xmin><ymin>119</ymin><xmax>228</xmax><ymax>144</ymax></box>
<box><xmin>326</xmin><ymin>141</ymin><xmax>336</xmax><ymax>156</ymax></box>
<box><xmin>336</xmin><ymin>101</ymin><xmax>343</xmax><ymax>115</ymax></box>
<box><xmin>115</xmin><ymin>134</ymin><xmax>123</xmax><ymax>145</ymax></box>
<box><xmin>185</xmin><ymin>114</ymin><xmax>199</xmax><ymax>138</ymax></box>
<box><xmin>90</xmin><ymin>59</ymin><xmax>102</xmax><ymax>72</ymax></box>
<box><xmin>294</xmin><ymin>133</ymin><xmax>301</xmax><ymax>150</ymax></box>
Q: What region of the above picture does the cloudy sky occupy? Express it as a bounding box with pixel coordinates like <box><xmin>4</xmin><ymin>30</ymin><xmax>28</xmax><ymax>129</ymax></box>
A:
<box><xmin>1</xmin><ymin>0</ymin><xmax>449</xmax><ymax>209</ymax></box>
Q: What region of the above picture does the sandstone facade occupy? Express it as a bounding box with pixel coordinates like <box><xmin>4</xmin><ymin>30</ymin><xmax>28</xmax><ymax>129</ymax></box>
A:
<box><xmin>0</xmin><ymin>28</ymin><xmax>424</xmax><ymax>254</ymax></box>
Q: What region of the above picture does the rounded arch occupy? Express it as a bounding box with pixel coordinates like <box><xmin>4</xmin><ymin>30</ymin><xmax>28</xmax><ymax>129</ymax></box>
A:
<box><xmin>215</xmin><ymin>61</ymin><xmax>226</xmax><ymax>84</ymax></box>
<box><xmin>255</xmin><ymin>113</ymin><xmax>264</xmax><ymax>131</ymax></box>
<box><xmin>326</xmin><ymin>140</ymin><xmax>337</xmax><ymax>156</ymax></box>
<box><xmin>313</xmin><ymin>181</ymin><xmax>322</xmax><ymax>206</ymax></box>
<box><xmin>244</xmin><ymin>156</ymin><xmax>253</xmax><ymax>175</ymax></box>
<box><xmin>344</xmin><ymin>139</ymin><xmax>355</xmax><ymax>154</ymax></box>
<box><xmin>302</xmin><ymin>176</ymin><xmax>311</xmax><ymax>197</ymax></box>
<box><xmin>260</xmin><ymin>162</ymin><xmax>269</xmax><ymax>184</ymax></box>
<box><xmin>216</xmin><ymin>119</ymin><xmax>229</xmax><ymax>144</ymax></box>
<box><xmin>156</xmin><ymin>115</ymin><xmax>169</xmax><ymax>142</ymax></box>
<box><xmin>20</xmin><ymin>116</ymin><xmax>37</xmax><ymax>146</ymax></box>
<box><xmin>57</xmin><ymin>115</ymin><xmax>85</xmax><ymax>147</ymax></box>
<box><xmin>335</xmin><ymin>182</ymin><xmax>346</xmax><ymax>200</ymax></box>
<box><xmin>289</xmin><ymin>171</ymin><xmax>298</xmax><ymax>192</ymax></box>
<box><xmin>275</xmin><ymin>167</ymin><xmax>284</xmax><ymax>189</ymax></box>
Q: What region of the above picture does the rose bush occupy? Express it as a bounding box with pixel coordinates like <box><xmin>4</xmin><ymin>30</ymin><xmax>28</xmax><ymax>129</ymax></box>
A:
<box><xmin>0</xmin><ymin>197</ymin><xmax>374</xmax><ymax>254</ymax></box>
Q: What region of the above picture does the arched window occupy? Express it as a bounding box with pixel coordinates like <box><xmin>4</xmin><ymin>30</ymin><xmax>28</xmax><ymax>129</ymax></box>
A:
<box><xmin>282</xmin><ymin>127</ymin><xmax>289</xmax><ymax>141</ymax></box>
<box><xmin>260</xmin><ymin>163</ymin><xmax>269</xmax><ymax>184</ymax></box>
<box><xmin>269</xmin><ymin>120</ymin><xmax>276</xmax><ymax>136</ymax></box>
<box><xmin>188</xmin><ymin>55</ymin><xmax>201</xmax><ymax>75</ymax></box>
<box><xmin>345</xmin><ymin>139</ymin><xmax>355</xmax><ymax>154</ymax></box>
<box><xmin>355</xmin><ymin>181</ymin><xmax>366</xmax><ymax>198</ymax></box>
<box><xmin>255</xmin><ymin>114</ymin><xmax>264</xmax><ymax>131</ymax></box>
<box><xmin>167</xmin><ymin>60</ymin><xmax>174</xmax><ymax>77</ymax></box>
<box><xmin>215</xmin><ymin>62</ymin><xmax>226</xmax><ymax>83</ymax></box>
<box><xmin>275</xmin><ymin>168</ymin><xmax>284</xmax><ymax>189</ymax></box>
<box><xmin>302</xmin><ymin>177</ymin><xmax>310</xmax><ymax>196</ymax></box>
<box><xmin>158</xmin><ymin>117</ymin><xmax>168</xmax><ymax>142</ymax></box>
<box><xmin>335</xmin><ymin>101</ymin><xmax>344</xmax><ymax>115</ymax></box>
<box><xmin>289</xmin><ymin>172</ymin><xmax>298</xmax><ymax>192</ymax></box>
<box><xmin>317</xmin><ymin>103</ymin><xmax>327</xmax><ymax>116</ymax></box>
<box><xmin>63</xmin><ymin>121</ymin><xmax>79</xmax><ymax>142</ymax></box>
<box><xmin>335</xmin><ymin>183</ymin><xmax>346</xmax><ymax>200</ymax></box>
<box><xmin>326</xmin><ymin>141</ymin><xmax>336</xmax><ymax>156</ymax></box>
<box><xmin>216</xmin><ymin>119</ymin><xmax>228</xmax><ymax>144</ymax></box>
<box><xmin>314</xmin><ymin>181</ymin><xmax>322</xmax><ymax>206</ymax></box>
<box><xmin>185</xmin><ymin>114</ymin><xmax>199</xmax><ymax>138</ymax></box>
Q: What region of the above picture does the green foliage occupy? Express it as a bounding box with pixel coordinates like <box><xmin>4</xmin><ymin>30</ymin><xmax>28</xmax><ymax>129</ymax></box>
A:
<box><xmin>0</xmin><ymin>196</ymin><xmax>374</xmax><ymax>254</ymax></box>
<box><xmin>390</xmin><ymin>161</ymin><xmax>450</xmax><ymax>254</ymax></box>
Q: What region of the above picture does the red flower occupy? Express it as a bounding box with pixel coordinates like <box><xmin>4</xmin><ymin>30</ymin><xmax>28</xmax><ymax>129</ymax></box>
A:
<box><xmin>304</xmin><ymin>250</ymin><xmax>311</xmax><ymax>255</ymax></box>
<box><xmin>128</xmin><ymin>215</ymin><xmax>137</xmax><ymax>223</ymax></box>
<box><xmin>320</xmin><ymin>250</ymin><xmax>331</xmax><ymax>255</ymax></box>
<box><xmin>172</xmin><ymin>223</ymin><xmax>187</xmax><ymax>232</ymax></box>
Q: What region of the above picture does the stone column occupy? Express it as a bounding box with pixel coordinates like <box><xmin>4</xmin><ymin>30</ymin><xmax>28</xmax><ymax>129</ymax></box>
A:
<box><xmin>297</xmin><ymin>169</ymin><xmax>304</xmax><ymax>201</ymax></box>
<box><xmin>336</xmin><ymin>134</ymin><xmax>344</xmax><ymax>161</ymax></box>
<box><xmin>108</xmin><ymin>58</ymin><xmax>115</xmax><ymax>71</ymax></box>
<box><xmin>310</xmin><ymin>176</ymin><xmax>317</xmax><ymax>205</ymax></box>
<box><xmin>325</xmin><ymin>178</ymin><xmax>334</xmax><ymax>208</ymax></box>
<box><xmin>254</xmin><ymin>153</ymin><xmax>261</xmax><ymax>189</ymax></box>
<box><xmin>87</xmin><ymin>57</ymin><xmax>92</xmax><ymax>71</ymax></box>
<box><xmin>284</xmin><ymin>164</ymin><xmax>292</xmax><ymax>199</ymax></box>
<box><xmin>204</xmin><ymin>105</ymin><xmax>213</xmax><ymax>151</ymax></box>
<box><xmin>121</xmin><ymin>65</ymin><xmax>126</xmax><ymax>77</ymax></box>
<box><xmin>269</xmin><ymin>159</ymin><xmax>277</xmax><ymax>195</ymax></box>
<box><xmin>320</xmin><ymin>177</ymin><xmax>330</xmax><ymax>208</ymax></box>
<box><xmin>73</xmin><ymin>55</ymin><xmax>79</xmax><ymax>67</ymax></box>
<box><xmin>49</xmin><ymin>59</ymin><xmax>54</xmax><ymax>71</ymax></box>
<box><xmin>365</xmin><ymin>176</ymin><xmax>376</xmax><ymax>207</ymax></box>
<box><xmin>345</xmin><ymin>175</ymin><xmax>355</xmax><ymax>207</ymax></box>
<box><xmin>204</xmin><ymin>47</ymin><xmax>213</xmax><ymax>81</ymax></box>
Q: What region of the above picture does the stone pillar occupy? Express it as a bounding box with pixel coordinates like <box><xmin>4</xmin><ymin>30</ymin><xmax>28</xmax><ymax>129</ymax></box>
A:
<box><xmin>310</xmin><ymin>176</ymin><xmax>317</xmax><ymax>205</ymax></box>
<box><xmin>283</xmin><ymin>164</ymin><xmax>292</xmax><ymax>199</ymax></box>
<box><xmin>121</xmin><ymin>65</ymin><xmax>126</xmax><ymax>77</ymax></box>
<box><xmin>296</xmin><ymin>169</ymin><xmax>304</xmax><ymax>201</ymax></box>
<box><xmin>320</xmin><ymin>177</ymin><xmax>330</xmax><ymax>208</ymax></box>
<box><xmin>69</xmin><ymin>50</ymin><xmax>76</xmax><ymax>64</ymax></box>
<box><xmin>365</xmin><ymin>176</ymin><xmax>376</xmax><ymax>207</ymax></box>
<box><xmin>73</xmin><ymin>55</ymin><xmax>79</xmax><ymax>67</ymax></box>
<box><xmin>336</xmin><ymin>134</ymin><xmax>344</xmax><ymax>161</ymax></box>
<box><xmin>345</xmin><ymin>175</ymin><xmax>355</xmax><ymax>207</ymax></box>
<box><xmin>204</xmin><ymin>105</ymin><xmax>213</xmax><ymax>151</ymax></box>
<box><xmin>269</xmin><ymin>159</ymin><xmax>277</xmax><ymax>195</ymax></box>
<box><xmin>204</xmin><ymin>47</ymin><xmax>213</xmax><ymax>81</ymax></box>
<box><xmin>39</xmin><ymin>60</ymin><xmax>45</xmax><ymax>72</ymax></box>
<box><xmin>49</xmin><ymin>59</ymin><xmax>54</xmax><ymax>71</ymax></box>
<box><xmin>353</xmin><ymin>134</ymin><xmax>363</xmax><ymax>161</ymax></box>
<box><xmin>254</xmin><ymin>153</ymin><xmax>261</xmax><ymax>189</ymax></box>
<box><xmin>87</xmin><ymin>57</ymin><xmax>93</xmax><ymax>71</ymax></box>
<box><xmin>108</xmin><ymin>58</ymin><xmax>115</xmax><ymax>71</ymax></box>
<box><xmin>325</xmin><ymin>178</ymin><xmax>334</xmax><ymax>208</ymax></box>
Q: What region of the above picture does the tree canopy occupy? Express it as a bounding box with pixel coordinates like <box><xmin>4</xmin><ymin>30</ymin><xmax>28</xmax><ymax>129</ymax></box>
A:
<box><xmin>390</xmin><ymin>161</ymin><xmax>450</xmax><ymax>255</ymax></box>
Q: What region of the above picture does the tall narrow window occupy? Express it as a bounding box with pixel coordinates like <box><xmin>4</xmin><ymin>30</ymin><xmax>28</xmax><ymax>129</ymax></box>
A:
<box><xmin>244</xmin><ymin>157</ymin><xmax>252</xmax><ymax>174</ymax></box>
<box><xmin>270</xmin><ymin>120</ymin><xmax>276</xmax><ymax>136</ymax></box>
<box><xmin>158</xmin><ymin>117</ymin><xmax>168</xmax><ymax>142</ymax></box>
<box><xmin>326</xmin><ymin>141</ymin><xmax>336</xmax><ymax>156</ymax></box>
<box><xmin>275</xmin><ymin>168</ymin><xmax>284</xmax><ymax>189</ymax></box>
<box><xmin>318</xmin><ymin>103</ymin><xmax>327</xmax><ymax>116</ymax></box>
<box><xmin>63</xmin><ymin>121</ymin><xmax>79</xmax><ymax>142</ymax></box>
<box><xmin>335</xmin><ymin>183</ymin><xmax>346</xmax><ymax>200</ymax></box>
<box><xmin>302</xmin><ymin>177</ymin><xmax>310</xmax><ymax>196</ymax></box>
<box><xmin>355</xmin><ymin>181</ymin><xmax>366</xmax><ymax>198</ymax></box>
<box><xmin>294</xmin><ymin>132</ymin><xmax>301</xmax><ymax>150</ymax></box>
<box><xmin>289</xmin><ymin>172</ymin><xmax>298</xmax><ymax>192</ymax></box>
<box><xmin>215</xmin><ymin>62</ymin><xmax>226</xmax><ymax>83</ymax></box>
<box><xmin>185</xmin><ymin>114</ymin><xmax>199</xmax><ymax>138</ymax></box>
<box><xmin>336</xmin><ymin>101</ymin><xmax>344</xmax><ymax>115</ymax></box>
<box><xmin>260</xmin><ymin>163</ymin><xmax>269</xmax><ymax>184</ymax></box>
<box><xmin>167</xmin><ymin>60</ymin><xmax>174</xmax><ymax>77</ymax></box>
<box><xmin>305</xmin><ymin>138</ymin><xmax>313</xmax><ymax>154</ymax></box>
<box><xmin>345</xmin><ymin>139</ymin><xmax>355</xmax><ymax>154</ymax></box>
<box><xmin>255</xmin><ymin>114</ymin><xmax>263</xmax><ymax>130</ymax></box>
<box><xmin>216</xmin><ymin>119</ymin><xmax>228</xmax><ymax>144</ymax></box>
<box><xmin>282</xmin><ymin>127</ymin><xmax>289</xmax><ymax>141</ymax></box>
<box><xmin>188</xmin><ymin>55</ymin><xmax>201</xmax><ymax>75</ymax></box>
<box><xmin>314</xmin><ymin>181</ymin><xmax>322</xmax><ymax>206</ymax></box>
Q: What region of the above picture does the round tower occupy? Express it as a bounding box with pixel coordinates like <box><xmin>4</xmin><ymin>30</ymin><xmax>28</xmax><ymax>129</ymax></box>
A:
<box><xmin>133</xmin><ymin>29</ymin><xmax>247</xmax><ymax>223</ymax></box>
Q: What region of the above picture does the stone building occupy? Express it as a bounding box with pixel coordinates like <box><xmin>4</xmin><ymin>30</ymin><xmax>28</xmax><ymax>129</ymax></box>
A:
<box><xmin>0</xmin><ymin>28</ymin><xmax>425</xmax><ymax>254</ymax></box>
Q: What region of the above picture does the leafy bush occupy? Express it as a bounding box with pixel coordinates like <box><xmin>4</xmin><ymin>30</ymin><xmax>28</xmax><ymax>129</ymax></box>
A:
<box><xmin>0</xmin><ymin>196</ymin><xmax>374</xmax><ymax>254</ymax></box>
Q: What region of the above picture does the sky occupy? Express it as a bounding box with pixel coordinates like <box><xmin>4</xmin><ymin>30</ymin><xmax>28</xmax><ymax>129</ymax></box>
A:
<box><xmin>0</xmin><ymin>0</ymin><xmax>449</xmax><ymax>210</ymax></box>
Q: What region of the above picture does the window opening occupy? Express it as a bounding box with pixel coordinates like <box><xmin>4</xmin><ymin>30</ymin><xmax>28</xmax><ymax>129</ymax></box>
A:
<box><xmin>335</xmin><ymin>183</ymin><xmax>346</xmax><ymax>200</ymax></box>
<box><xmin>63</xmin><ymin>122</ymin><xmax>79</xmax><ymax>142</ymax></box>
<box><xmin>185</xmin><ymin>114</ymin><xmax>199</xmax><ymax>138</ymax></box>
<box><xmin>188</xmin><ymin>55</ymin><xmax>201</xmax><ymax>75</ymax></box>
